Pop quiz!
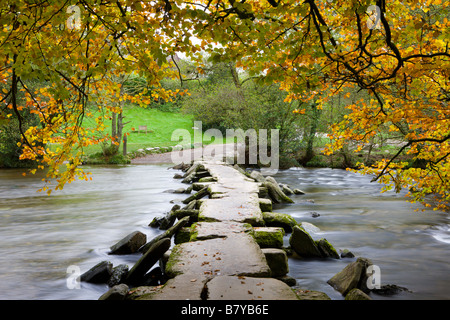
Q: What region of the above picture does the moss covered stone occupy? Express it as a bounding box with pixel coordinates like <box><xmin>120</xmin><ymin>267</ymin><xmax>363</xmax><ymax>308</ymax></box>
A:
<box><xmin>294</xmin><ymin>289</ymin><xmax>331</xmax><ymax>300</ymax></box>
<box><xmin>262</xmin><ymin>212</ymin><xmax>298</xmax><ymax>232</ymax></box>
<box><xmin>289</xmin><ymin>225</ymin><xmax>322</xmax><ymax>258</ymax></box>
<box><xmin>174</xmin><ymin>227</ymin><xmax>193</xmax><ymax>244</ymax></box>
<box><xmin>345</xmin><ymin>288</ymin><xmax>372</xmax><ymax>300</ymax></box>
<box><xmin>261</xmin><ymin>248</ymin><xmax>289</xmax><ymax>277</ymax></box>
<box><xmin>259</xmin><ymin>198</ymin><xmax>272</xmax><ymax>212</ymax></box>
<box><xmin>316</xmin><ymin>238</ymin><xmax>340</xmax><ymax>259</ymax></box>
<box><xmin>253</xmin><ymin>227</ymin><xmax>285</xmax><ymax>248</ymax></box>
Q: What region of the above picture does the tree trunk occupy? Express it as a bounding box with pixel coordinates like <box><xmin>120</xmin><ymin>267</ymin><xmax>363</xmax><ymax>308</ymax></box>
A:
<box><xmin>302</xmin><ymin>103</ymin><xmax>320</xmax><ymax>164</ymax></box>
<box><xmin>110</xmin><ymin>83</ymin><xmax>125</xmax><ymax>155</ymax></box>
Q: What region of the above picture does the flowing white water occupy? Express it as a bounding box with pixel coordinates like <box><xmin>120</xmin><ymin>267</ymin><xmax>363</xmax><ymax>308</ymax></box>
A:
<box><xmin>274</xmin><ymin>167</ymin><xmax>450</xmax><ymax>300</ymax></box>
<box><xmin>0</xmin><ymin>165</ymin><xmax>448</xmax><ymax>300</ymax></box>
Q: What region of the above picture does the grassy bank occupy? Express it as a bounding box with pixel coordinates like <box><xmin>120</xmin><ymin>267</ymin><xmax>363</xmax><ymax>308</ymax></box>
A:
<box><xmin>81</xmin><ymin>104</ymin><xmax>234</xmax><ymax>164</ymax></box>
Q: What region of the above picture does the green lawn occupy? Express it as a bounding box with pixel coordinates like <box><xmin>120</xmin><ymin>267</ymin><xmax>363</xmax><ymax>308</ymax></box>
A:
<box><xmin>80</xmin><ymin>104</ymin><xmax>231</xmax><ymax>158</ymax></box>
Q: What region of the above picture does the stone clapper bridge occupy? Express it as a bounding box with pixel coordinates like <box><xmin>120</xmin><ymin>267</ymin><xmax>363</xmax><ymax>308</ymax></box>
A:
<box><xmin>96</xmin><ymin>159</ymin><xmax>342</xmax><ymax>300</ymax></box>
<box><xmin>129</xmin><ymin>159</ymin><xmax>306</xmax><ymax>300</ymax></box>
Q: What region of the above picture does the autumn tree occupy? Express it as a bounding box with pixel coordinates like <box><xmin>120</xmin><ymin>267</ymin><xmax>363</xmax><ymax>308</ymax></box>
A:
<box><xmin>0</xmin><ymin>1</ymin><xmax>187</xmax><ymax>193</ymax></box>
<box><xmin>1</xmin><ymin>0</ymin><xmax>449</xmax><ymax>211</ymax></box>
<box><xmin>168</xmin><ymin>0</ymin><xmax>449</xmax><ymax>210</ymax></box>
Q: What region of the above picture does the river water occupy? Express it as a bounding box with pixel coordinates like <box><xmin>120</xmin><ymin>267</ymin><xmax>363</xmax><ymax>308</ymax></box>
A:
<box><xmin>0</xmin><ymin>164</ymin><xmax>448</xmax><ymax>300</ymax></box>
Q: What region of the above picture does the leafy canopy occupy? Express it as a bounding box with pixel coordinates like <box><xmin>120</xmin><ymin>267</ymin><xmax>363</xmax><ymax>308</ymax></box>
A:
<box><xmin>1</xmin><ymin>0</ymin><xmax>449</xmax><ymax>210</ymax></box>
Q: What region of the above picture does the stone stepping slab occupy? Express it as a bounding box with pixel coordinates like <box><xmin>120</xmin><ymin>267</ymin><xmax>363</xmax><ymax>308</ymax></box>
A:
<box><xmin>133</xmin><ymin>274</ymin><xmax>299</xmax><ymax>300</ymax></box>
<box><xmin>198</xmin><ymin>196</ymin><xmax>264</xmax><ymax>226</ymax></box>
<box><xmin>165</xmin><ymin>233</ymin><xmax>271</xmax><ymax>279</ymax></box>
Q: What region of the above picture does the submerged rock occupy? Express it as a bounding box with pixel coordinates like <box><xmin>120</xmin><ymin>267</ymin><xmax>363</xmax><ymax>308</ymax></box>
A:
<box><xmin>372</xmin><ymin>284</ymin><xmax>412</xmax><ymax>296</ymax></box>
<box><xmin>293</xmin><ymin>188</ymin><xmax>305</xmax><ymax>195</ymax></box>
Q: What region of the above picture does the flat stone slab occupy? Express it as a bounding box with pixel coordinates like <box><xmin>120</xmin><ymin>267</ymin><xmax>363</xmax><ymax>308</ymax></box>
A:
<box><xmin>199</xmin><ymin>196</ymin><xmax>264</xmax><ymax>226</ymax></box>
<box><xmin>206</xmin><ymin>276</ymin><xmax>299</xmax><ymax>300</ymax></box>
<box><xmin>190</xmin><ymin>221</ymin><xmax>253</xmax><ymax>241</ymax></box>
<box><xmin>166</xmin><ymin>234</ymin><xmax>271</xmax><ymax>278</ymax></box>
<box><xmin>131</xmin><ymin>274</ymin><xmax>208</xmax><ymax>300</ymax></box>
<box><xmin>202</xmin><ymin>162</ymin><xmax>255</xmax><ymax>185</ymax></box>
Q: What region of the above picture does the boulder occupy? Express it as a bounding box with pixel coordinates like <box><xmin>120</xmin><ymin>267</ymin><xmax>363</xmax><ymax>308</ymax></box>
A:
<box><xmin>276</xmin><ymin>275</ymin><xmax>297</xmax><ymax>287</ymax></box>
<box><xmin>80</xmin><ymin>261</ymin><xmax>113</xmax><ymax>284</ymax></box>
<box><xmin>261</xmin><ymin>248</ymin><xmax>289</xmax><ymax>277</ymax></box>
<box><xmin>345</xmin><ymin>288</ymin><xmax>372</xmax><ymax>300</ymax></box>
<box><xmin>280</xmin><ymin>184</ymin><xmax>294</xmax><ymax>195</ymax></box>
<box><xmin>258</xmin><ymin>186</ymin><xmax>268</xmax><ymax>198</ymax></box>
<box><xmin>182</xmin><ymin>187</ymin><xmax>209</xmax><ymax>204</ymax></box>
<box><xmin>327</xmin><ymin>257</ymin><xmax>373</xmax><ymax>296</ymax></box>
<box><xmin>173</xmin><ymin>209</ymin><xmax>199</xmax><ymax>220</ymax></box>
<box><xmin>174</xmin><ymin>227</ymin><xmax>192</xmax><ymax>244</ymax></box>
<box><xmin>259</xmin><ymin>198</ymin><xmax>272</xmax><ymax>212</ymax></box>
<box><xmin>182</xmin><ymin>162</ymin><xmax>203</xmax><ymax>183</ymax></box>
<box><xmin>263</xmin><ymin>176</ymin><xmax>294</xmax><ymax>203</ymax></box>
<box><xmin>141</xmin><ymin>267</ymin><xmax>166</xmax><ymax>286</ymax></box>
<box><xmin>109</xmin><ymin>231</ymin><xmax>147</xmax><ymax>255</ymax></box>
<box><xmin>157</xmin><ymin>204</ymin><xmax>182</xmax><ymax>230</ymax></box>
<box><xmin>107</xmin><ymin>264</ymin><xmax>129</xmax><ymax>287</ymax></box>
<box><xmin>293</xmin><ymin>189</ymin><xmax>305</xmax><ymax>195</ymax></box>
<box><xmin>340</xmin><ymin>249</ymin><xmax>355</xmax><ymax>258</ymax></box>
<box><xmin>253</xmin><ymin>227</ymin><xmax>284</xmax><ymax>248</ymax></box>
<box><xmin>250</xmin><ymin>170</ymin><xmax>265</xmax><ymax>182</ymax></box>
<box><xmin>289</xmin><ymin>225</ymin><xmax>322</xmax><ymax>258</ymax></box>
<box><xmin>262</xmin><ymin>212</ymin><xmax>298</xmax><ymax>232</ymax></box>
<box><xmin>311</xmin><ymin>211</ymin><xmax>320</xmax><ymax>218</ymax></box>
<box><xmin>98</xmin><ymin>284</ymin><xmax>130</xmax><ymax>300</ymax></box>
<box><xmin>148</xmin><ymin>216</ymin><xmax>164</xmax><ymax>228</ymax></box>
<box><xmin>159</xmin><ymin>250</ymin><xmax>171</xmax><ymax>272</ymax></box>
<box><xmin>140</xmin><ymin>216</ymin><xmax>190</xmax><ymax>253</ymax></box>
<box><xmin>299</xmin><ymin>222</ymin><xmax>320</xmax><ymax>234</ymax></box>
<box><xmin>125</xmin><ymin>238</ymin><xmax>171</xmax><ymax>285</ymax></box>
<box><xmin>316</xmin><ymin>238</ymin><xmax>340</xmax><ymax>259</ymax></box>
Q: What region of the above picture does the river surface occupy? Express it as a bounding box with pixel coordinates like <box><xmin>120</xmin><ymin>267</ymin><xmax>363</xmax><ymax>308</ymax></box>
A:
<box><xmin>0</xmin><ymin>164</ymin><xmax>448</xmax><ymax>300</ymax></box>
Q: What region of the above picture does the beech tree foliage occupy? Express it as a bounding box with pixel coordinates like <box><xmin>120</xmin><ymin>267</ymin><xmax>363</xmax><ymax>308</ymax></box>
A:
<box><xmin>1</xmin><ymin>0</ymin><xmax>449</xmax><ymax>210</ymax></box>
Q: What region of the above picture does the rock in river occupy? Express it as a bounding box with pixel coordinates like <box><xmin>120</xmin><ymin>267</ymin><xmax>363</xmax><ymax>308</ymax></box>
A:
<box><xmin>125</xmin><ymin>238</ymin><xmax>171</xmax><ymax>286</ymax></box>
<box><xmin>109</xmin><ymin>231</ymin><xmax>147</xmax><ymax>255</ymax></box>
<box><xmin>289</xmin><ymin>225</ymin><xmax>322</xmax><ymax>258</ymax></box>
